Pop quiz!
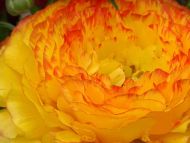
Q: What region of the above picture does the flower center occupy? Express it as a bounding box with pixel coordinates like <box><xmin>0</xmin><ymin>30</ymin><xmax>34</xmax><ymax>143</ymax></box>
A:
<box><xmin>92</xmin><ymin>41</ymin><xmax>167</xmax><ymax>86</ymax></box>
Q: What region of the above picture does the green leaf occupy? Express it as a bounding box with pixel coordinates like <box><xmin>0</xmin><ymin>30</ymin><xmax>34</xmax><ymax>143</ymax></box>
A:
<box><xmin>30</xmin><ymin>5</ymin><xmax>41</xmax><ymax>14</ymax></box>
<box><xmin>109</xmin><ymin>0</ymin><xmax>119</xmax><ymax>10</ymax></box>
<box><xmin>0</xmin><ymin>21</ymin><xmax>14</xmax><ymax>30</ymax></box>
<box><xmin>0</xmin><ymin>21</ymin><xmax>14</xmax><ymax>41</ymax></box>
<box><xmin>6</xmin><ymin>0</ymin><xmax>34</xmax><ymax>16</ymax></box>
<box><xmin>187</xmin><ymin>0</ymin><xmax>190</xmax><ymax>8</ymax></box>
<box><xmin>47</xmin><ymin>0</ymin><xmax>56</xmax><ymax>5</ymax></box>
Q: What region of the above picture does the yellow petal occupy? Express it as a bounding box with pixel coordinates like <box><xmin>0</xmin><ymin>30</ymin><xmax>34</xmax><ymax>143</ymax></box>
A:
<box><xmin>162</xmin><ymin>133</ymin><xmax>189</xmax><ymax>143</ymax></box>
<box><xmin>23</xmin><ymin>52</ymin><xmax>41</xmax><ymax>87</ymax></box>
<box><xmin>3</xmin><ymin>32</ymin><xmax>41</xmax><ymax>88</ymax></box>
<box><xmin>0</xmin><ymin>110</ymin><xmax>19</xmax><ymax>138</ymax></box>
<box><xmin>86</xmin><ymin>52</ymin><xmax>99</xmax><ymax>75</ymax></box>
<box><xmin>11</xmin><ymin>137</ymin><xmax>41</xmax><ymax>143</ymax></box>
<box><xmin>109</xmin><ymin>67</ymin><xmax>125</xmax><ymax>86</ymax></box>
<box><xmin>42</xmin><ymin>79</ymin><xmax>62</xmax><ymax>103</ymax></box>
<box><xmin>42</xmin><ymin>106</ymin><xmax>67</xmax><ymax>129</ymax></box>
<box><xmin>84</xmin><ymin>82</ymin><xmax>105</xmax><ymax>105</ymax></box>
<box><xmin>73</xmin><ymin>102</ymin><xmax>150</xmax><ymax>129</ymax></box>
<box><xmin>3</xmin><ymin>32</ymin><xmax>32</xmax><ymax>74</ymax></box>
<box><xmin>98</xmin><ymin>58</ymin><xmax>125</xmax><ymax>86</ymax></box>
<box><xmin>0</xmin><ymin>136</ymin><xmax>10</xmax><ymax>143</ymax></box>
<box><xmin>148</xmin><ymin>96</ymin><xmax>190</xmax><ymax>134</ymax></box>
<box><xmin>129</xmin><ymin>99</ymin><xmax>165</xmax><ymax>112</ymax></box>
<box><xmin>172</xmin><ymin>120</ymin><xmax>190</xmax><ymax>133</ymax></box>
<box><xmin>41</xmin><ymin>133</ymin><xmax>54</xmax><ymax>143</ymax></box>
<box><xmin>55</xmin><ymin>130</ymin><xmax>81</xmax><ymax>143</ymax></box>
<box><xmin>95</xmin><ymin>117</ymin><xmax>154</xmax><ymax>143</ymax></box>
<box><xmin>57</xmin><ymin>110</ymin><xmax>74</xmax><ymax>127</ymax></box>
<box><xmin>129</xmin><ymin>90</ymin><xmax>166</xmax><ymax>111</ymax></box>
<box><xmin>0</xmin><ymin>58</ymin><xmax>21</xmax><ymax>107</ymax></box>
<box><xmin>7</xmin><ymin>90</ymin><xmax>47</xmax><ymax>138</ymax></box>
<box><xmin>72</xmin><ymin>121</ymin><xmax>96</xmax><ymax>142</ymax></box>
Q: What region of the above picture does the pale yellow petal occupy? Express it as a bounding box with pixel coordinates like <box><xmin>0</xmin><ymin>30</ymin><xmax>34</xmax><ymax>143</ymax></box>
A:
<box><xmin>2</xmin><ymin>32</ymin><xmax>41</xmax><ymax>88</ymax></box>
<box><xmin>3</xmin><ymin>32</ymin><xmax>32</xmax><ymax>74</ymax></box>
<box><xmin>7</xmin><ymin>90</ymin><xmax>47</xmax><ymax>138</ymax></box>
<box><xmin>109</xmin><ymin>67</ymin><xmax>125</xmax><ymax>86</ymax></box>
<box><xmin>0</xmin><ymin>110</ymin><xmax>20</xmax><ymax>138</ymax></box>
<box><xmin>98</xmin><ymin>58</ymin><xmax>125</xmax><ymax>86</ymax></box>
<box><xmin>0</xmin><ymin>58</ymin><xmax>21</xmax><ymax>107</ymax></box>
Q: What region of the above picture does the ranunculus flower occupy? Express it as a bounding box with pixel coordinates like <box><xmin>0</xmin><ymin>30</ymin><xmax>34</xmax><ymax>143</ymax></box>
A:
<box><xmin>1</xmin><ymin>0</ymin><xmax>190</xmax><ymax>142</ymax></box>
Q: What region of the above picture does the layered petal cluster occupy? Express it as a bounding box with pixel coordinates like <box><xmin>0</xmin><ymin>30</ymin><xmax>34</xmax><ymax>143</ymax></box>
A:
<box><xmin>1</xmin><ymin>0</ymin><xmax>190</xmax><ymax>142</ymax></box>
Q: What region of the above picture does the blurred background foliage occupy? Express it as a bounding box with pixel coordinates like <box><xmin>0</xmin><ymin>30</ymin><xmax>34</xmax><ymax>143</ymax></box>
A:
<box><xmin>0</xmin><ymin>0</ymin><xmax>190</xmax><ymax>42</ymax></box>
<box><xmin>0</xmin><ymin>0</ymin><xmax>56</xmax><ymax>41</ymax></box>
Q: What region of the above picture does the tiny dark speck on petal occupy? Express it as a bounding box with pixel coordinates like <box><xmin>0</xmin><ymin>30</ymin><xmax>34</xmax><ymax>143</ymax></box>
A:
<box><xmin>130</xmin><ymin>139</ymin><xmax>146</xmax><ymax>143</ymax></box>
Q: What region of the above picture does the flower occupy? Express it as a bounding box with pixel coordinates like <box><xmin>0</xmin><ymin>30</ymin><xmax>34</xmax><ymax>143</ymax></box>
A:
<box><xmin>1</xmin><ymin>0</ymin><xmax>190</xmax><ymax>142</ymax></box>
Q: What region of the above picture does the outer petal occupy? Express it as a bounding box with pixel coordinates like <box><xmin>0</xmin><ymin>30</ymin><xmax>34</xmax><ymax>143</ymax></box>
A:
<box><xmin>148</xmin><ymin>94</ymin><xmax>190</xmax><ymax>135</ymax></box>
<box><xmin>3</xmin><ymin>31</ymin><xmax>41</xmax><ymax>88</ymax></box>
<box><xmin>0</xmin><ymin>58</ymin><xmax>21</xmax><ymax>107</ymax></box>
<box><xmin>6</xmin><ymin>90</ymin><xmax>47</xmax><ymax>139</ymax></box>
<box><xmin>0</xmin><ymin>110</ymin><xmax>19</xmax><ymax>139</ymax></box>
